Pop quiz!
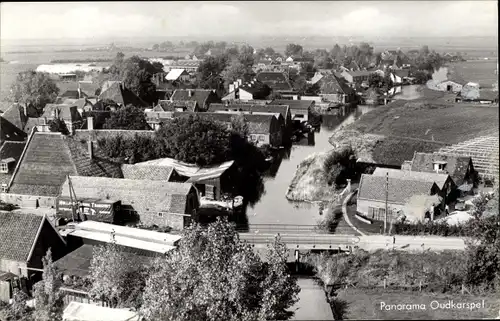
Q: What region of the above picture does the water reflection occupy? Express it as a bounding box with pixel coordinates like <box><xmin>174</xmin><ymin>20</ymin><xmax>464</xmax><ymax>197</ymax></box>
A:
<box><xmin>237</xmin><ymin>105</ymin><xmax>366</xmax><ymax>230</ymax></box>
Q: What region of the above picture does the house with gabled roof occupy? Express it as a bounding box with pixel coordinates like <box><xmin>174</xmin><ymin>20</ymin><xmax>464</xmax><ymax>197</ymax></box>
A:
<box><xmin>173</xmin><ymin>111</ymin><xmax>284</xmax><ymax>147</ymax></box>
<box><xmin>0</xmin><ymin>141</ymin><xmax>26</xmax><ymax>193</ymax></box>
<box><xmin>209</xmin><ymin>103</ymin><xmax>292</xmax><ymax>127</ymax></box>
<box><xmin>256</xmin><ymin>72</ymin><xmax>294</xmax><ymax>93</ymax></box>
<box><xmin>170</xmin><ymin>89</ymin><xmax>220</xmax><ymax>111</ymax></box>
<box><xmin>224</xmin><ymin>79</ymin><xmax>272</xmax><ymax>101</ymax></box>
<box><xmin>165</xmin><ymin>69</ymin><xmax>190</xmax><ymax>82</ymax></box>
<box><xmin>0</xmin><ymin>115</ymin><xmax>27</xmax><ymax>145</ymax></box>
<box><xmin>340</xmin><ymin>70</ymin><xmax>372</xmax><ymax>85</ymax></box>
<box><xmin>271</xmin><ymin>99</ymin><xmax>314</xmax><ymax>122</ymax></box>
<box><xmin>0</xmin><ymin>212</ymin><xmax>67</xmax><ymax>277</ymax></box>
<box><xmin>357</xmin><ymin>173</ymin><xmax>443</xmax><ymax>223</ymax></box>
<box><xmin>409</xmin><ymin>152</ymin><xmax>477</xmax><ymax>189</ymax></box>
<box><xmin>318</xmin><ymin>74</ymin><xmax>356</xmax><ymax>104</ymax></box>
<box><xmin>59</xmin><ymin>176</ymin><xmax>199</xmax><ymax>229</ymax></box>
<box><xmin>5</xmin><ymin>131</ymin><xmax>123</xmax><ymax>208</ymax></box>
<box><xmin>1</xmin><ymin>103</ymin><xmax>28</xmax><ymax>132</ymax></box>
<box><xmin>98</xmin><ymin>82</ymin><xmax>149</xmax><ymax>108</ymax></box>
<box><xmin>39</xmin><ymin>104</ymin><xmax>83</xmax><ymax>134</ymax></box>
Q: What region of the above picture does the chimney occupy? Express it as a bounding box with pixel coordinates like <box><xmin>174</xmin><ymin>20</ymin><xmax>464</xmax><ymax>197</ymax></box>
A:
<box><xmin>229</xmin><ymin>84</ymin><xmax>235</xmax><ymax>93</ymax></box>
<box><xmin>87</xmin><ymin>116</ymin><xmax>94</xmax><ymax>130</ymax></box>
<box><xmin>77</xmin><ymin>82</ymin><xmax>82</xmax><ymax>99</ymax></box>
<box><xmin>237</xmin><ymin>79</ymin><xmax>242</xmax><ymax>86</ymax></box>
<box><xmin>188</xmin><ymin>90</ymin><xmax>193</xmax><ymax>97</ymax></box>
<box><xmin>234</xmin><ymin>80</ymin><xmax>240</xmax><ymax>89</ymax></box>
<box><xmin>88</xmin><ymin>140</ymin><xmax>93</xmax><ymax>160</ymax></box>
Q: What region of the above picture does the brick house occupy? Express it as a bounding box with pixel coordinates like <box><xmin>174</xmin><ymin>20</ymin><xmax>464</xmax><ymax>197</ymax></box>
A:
<box><xmin>318</xmin><ymin>74</ymin><xmax>357</xmax><ymax>104</ymax></box>
<box><xmin>170</xmin><ymin>89</ymin><xmax>220</xmax><ymax>111</ymax></box>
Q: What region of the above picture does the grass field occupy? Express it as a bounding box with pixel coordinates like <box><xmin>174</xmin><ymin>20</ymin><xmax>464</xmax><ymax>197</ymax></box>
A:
<box><xmin>448</xmin><ymin>60</ymin><xmax>498</xmax><ymax>88</ymax></box>
<box><xmin>350</xmin><ymin>97</ymin><xmax>499</xmax><ymax>145</ymax></box>
<box><xmin>337</xmin><ymin>288</ymin><xmax>500</xmax><ymax>320</ymax></box>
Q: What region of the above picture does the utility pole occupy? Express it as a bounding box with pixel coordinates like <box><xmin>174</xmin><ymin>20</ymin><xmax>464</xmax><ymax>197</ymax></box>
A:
<box><xmin>384</xmin><ymin>172</ymin><xmax>389</xmax><ymax>235</ymax></box>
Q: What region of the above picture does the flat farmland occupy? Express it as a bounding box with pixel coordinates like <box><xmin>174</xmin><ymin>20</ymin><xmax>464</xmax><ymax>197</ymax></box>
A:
<box><xmin>350</xmin><ymin>100</ymin><xmax>499</xmax><ymax>145</ymax></box>
<box><xmin>448</xmin><ymin>60</ymin><xmax>498</xmax><ymax>88</ymax></box>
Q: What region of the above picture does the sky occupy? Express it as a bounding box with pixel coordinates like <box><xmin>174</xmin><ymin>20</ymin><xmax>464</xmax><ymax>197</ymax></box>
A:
<box><xmin>0</xmin><ymin>1</ymin><xmax>498</xmax><ymax>40</ymax></box>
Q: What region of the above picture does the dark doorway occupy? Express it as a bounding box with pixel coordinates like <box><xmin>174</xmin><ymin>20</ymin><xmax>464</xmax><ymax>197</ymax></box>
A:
<box><xmin>447</xmin><ymin>85</ymin><xmax>452</xmax><ymax>92</ymax></box>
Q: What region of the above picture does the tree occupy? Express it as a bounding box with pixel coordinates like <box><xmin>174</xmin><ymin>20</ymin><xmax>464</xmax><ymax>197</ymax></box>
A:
<box><xmin>48</xmin><ymin>118</ymin><xmax>69</xmax><ymax>135</ymax></box>
<box><xmin>263</xmin><ymin>47</ymin><xmax>276</xmax><ymax>57</ymax></box>
<box><xmin>5</xmin><ymin>289</ymin><xmax>32</xmax><ymax>321</ymax></box>
<box><xmin>222</xmin><ymin>60</ymin><xmax>254</xmax><ymax>89</ymax></box>
<box><xmin>156</xmin><ymin>115</ymin><xmax>231</xmax><ymax>166</ymax></box>
<box><xmin>230</xmin><ymin>114</ymin><xmax>249</xmax><ymax>139</ymax></box>
<box><xmin>196</xmin><ymin>55</ymin><xmax>228</xmax><ymax>91</ymax></box>
<box><xmin>33</xmin><ymin>249</ymin><xmax>63</xmax><ymax>321</ymax></box>
<box><xmin>103</xmin><ymin>104</ymin><xmax>150</xmax><ymax>130</ymax></box>
<box><xmin>152</xmin><ymin>44</ymin><xmax>159</xmax><ymax>51</ymax></box>
<box><xmin>140</xmin><ymin>218</ymin><xmax>299</xmax><ymax>321</ymax></box>
<box><xmin>285</xmin><ymin>43</ymin><xmax>303</xmax><ymax>57</ymax></box>
<box><xmin>8</xmin><ymin>71</ymin><xmax>59</xmax><ymax>115</ymax></box>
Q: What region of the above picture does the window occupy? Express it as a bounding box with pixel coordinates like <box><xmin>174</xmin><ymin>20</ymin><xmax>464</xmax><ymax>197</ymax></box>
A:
<box><xmin>1</xmin><ymin>184</ymin><xmax>7</xmax><ymax>193</ymax></box>
<box><xmin>0</xmin><ymin>163</ymin><xmax>7</xmax><ymax>173</ymax></box>
<box><xmin>158</xmin><ymin>212</ymin><xmax>163</xmax><ymax>217</ymax></box>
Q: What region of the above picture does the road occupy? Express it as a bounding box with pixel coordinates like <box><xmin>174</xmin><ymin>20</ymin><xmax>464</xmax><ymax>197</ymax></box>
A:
<box><xmin>239</xmin><ymin>232</ymin><xmax>466</xmax><ymax>252</ymax></box>
<box><xmin>291</xmin><ymin>278</ymin><xmax>334</xmax><ymax>320</ymax></box>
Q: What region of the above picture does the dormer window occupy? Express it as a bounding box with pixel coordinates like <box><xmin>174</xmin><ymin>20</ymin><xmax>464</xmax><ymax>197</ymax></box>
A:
<box><xmin>433</xmin><ymin>161</ymin><xmax>447</xmax><ymax>171</ymax></box>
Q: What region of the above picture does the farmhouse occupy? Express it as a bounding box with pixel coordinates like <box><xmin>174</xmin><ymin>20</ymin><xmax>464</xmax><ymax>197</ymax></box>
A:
<box><xmin>256</xmin><ymin>72</ymin><xmax>294</xmax><ymax>93</ymax></box>
<box><xmin>357</xmin><ymin>174</ymin><xmax>443</xmax><ymax>223</ymax></box>
<box><xmin>224</xmin><ymin>79</ymin><xmax>272</xmax><ymax>101</ymax></box>
<box><xmin>0</xmin><ymin>213</ymin><xmax>67</xmax><ymax>277</ymax></box>
<box><xmin>209</xmin><ymin>103</ymin><xmax>292</xmax><ymax>128</ymax></box>
<box><xmin>126</xmin><ymin>158</ymin><xmax>236</xmax><ymax>201</ymax></box>
<box><xmin>59</xmin><ymin>176</ymin><xmax>199</xmax><ymax>229</ymax></box>
<box><xmin>6</xmin><ymin>131</ymin><xmax>123</xmax><ymax>207</ymax></box>
<box><xmin>409</xmin><ymin>152</ymin><xmax>477</xmax><ymax>189</ymax></box>
<box><xmin>171</xmin><ymin>89</ymin><xmax>220</xmax><ymax>111</ymax></box>
<box><xmin>271</xmin><ymin>99</ymin><xmax>314</xmax><ymax>122</ymax></box>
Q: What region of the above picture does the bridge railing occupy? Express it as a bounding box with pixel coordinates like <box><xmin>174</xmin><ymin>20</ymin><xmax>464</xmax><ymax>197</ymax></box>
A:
<box><xmin>239</xmin><ymin>233</ymin><xmax>359</xmax><ymax>248</ymax></box>
<box><xmin>235</xmin><ymin>224</ymin><xmax>323</xmax><ymax>234</ymax></box>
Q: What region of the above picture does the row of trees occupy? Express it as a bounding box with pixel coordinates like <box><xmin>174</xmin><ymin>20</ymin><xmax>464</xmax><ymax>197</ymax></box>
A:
<box><xmin>1</xmin><ymin>219</ymin><xmax>301</xmax><ymax>321</ymax></box>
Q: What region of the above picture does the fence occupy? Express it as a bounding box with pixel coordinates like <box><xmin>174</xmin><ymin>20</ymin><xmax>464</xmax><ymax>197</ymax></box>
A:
<box><xmin>60</xmin><ymin>287</ymin><xmax>108</xmax><ymax>308</ymax></box>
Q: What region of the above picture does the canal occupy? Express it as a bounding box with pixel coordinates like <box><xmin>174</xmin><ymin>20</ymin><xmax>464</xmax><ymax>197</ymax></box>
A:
<box><xmin>245</xmin><ymin>105</ymin><xmax>372</xmax><ymax>230</ymax></box>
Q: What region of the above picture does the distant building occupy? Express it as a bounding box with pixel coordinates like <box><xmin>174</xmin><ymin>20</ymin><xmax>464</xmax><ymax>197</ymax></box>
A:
<box><xmin>340</xmin><ymin>70</ymin><xmax>372</xmax><ymax>85</ymax></box>
<box><xmin>39</xmin><ymin>104</ymin><xmax>83</xmax><ymax>134</ymax></box>
<box><xmin>224</xmin><ymin>79</ymin><xmax>272</xmax><ymax>101</ymax></box>
<box><xmin>98</xmin><ymin>82</ymin><xmax>149</xmax><ymax>108</ymax></box>
<box><xmin>165</xmin><ymin>69</ymin><xmax>190</xmax><ymax>82</ymax></box>
<box><xmin>256</xmin><ymin>72</ymin><xmax>296</xmax><ymax>97</ymax></box>
<box><xmin>271</xmin><ymin>99</ymin><xmax>314</xmax><ymax>122</ymax></box>
<box><xmin>318</xmin><ymin>74</ymin><xmax>356</xmax><ymax>104</ymax></box>
<box><xmin>171</xmin><ymin>89</ymin><xmax>220</xmax><ymax>111</ymax></box>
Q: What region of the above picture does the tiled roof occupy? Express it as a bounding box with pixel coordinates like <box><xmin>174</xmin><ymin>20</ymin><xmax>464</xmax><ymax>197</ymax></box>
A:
<box><xmin>42</xmin><ymin>104</ymin><xmax>82</xmax><ymax>123</ymax></box>
<box><xmin>0</xmin><ymin>213</ymin><xmax>44</xmax><ymax>262</ymax></box>
<box><xmin>98</xmin><ymin>82</ymin><xmax>149</xmax><ymax>108</ymax></box>
<box><xmin>61</xmin><ymin>98</ymin><xmax>93</xmax><ymax>112</ymax></box>
<box><xmin>165</xmin><ymin>69</ymin><xmax>188</xmax><ymax>81</ymax></box>
<box><xmin>173</xmin><ymin>111</ymin><xmax>275</xmax><ymax>134</ymax></box>
<box><xmin>394</xmin><ymin>69</ymin><xmax>409</xmax><ymax>78</ymax></box>
<box><xmin>60</xmin><ymin>90</ymin><xmax>88</xmax><ymax>99</ymax></box>
<box><xmin>171</xmin><ymin>89</ymin><xmax>217</xmax><ymax>109</ymax></box>
<box><xmin>8</xmin><ymin>132</ymin><xmax>123</xmax><ymax>197</ymax></box>
<box><xmin>1</xmin><ymin>103</ymin><xmax>26</xmax><ymax>131</ymax></box>
<box><xmin>60</xmin><ymin>176</ymin><xmax>195</xmax><ymax>215</ymax></box>
<box><xmin>358</xmin><ymin>174</ymin><xmax>437</xmax><ymax>204</ymax></box>
<box><xmin>209</xmin><ymin>103</ymin><xmax>290</xmax><ymax>121</ymax></box>
<box><xmin>154</xmin><ymin>100</ymin><xmax>198</xmax><ymax>112</ymax></box>
<box><xmin>122</xmin><ymin>164</ymin><xmax>175</xmax><ymax>181</ymax></box>
<box><xmin>0</xmin><ymin>116</ymin><xmax>27</xmax><ymax>145</ymax></box>
<box><xmin>319</xmin><ymin>74</ymin><xmax>354</xmax><ymax>95</ymax></box>
<box><xmin>73</xmin><ymin>129</ymin><xmax>155</xmax><ymax>142</ymax></box>
<box><xmin>372</xmin><ymin>167</ymin><xmax>450</xmax><ymax>190</ymax></box>
<box><xmin>256</xmin><ymin>72</ymin><xmax>293</xmax><ymax>91</ymax></box>
<box><xmin>0</xmin><ymin>141</ymin><xmax>26</xmax><ymax>185</ymax></box>
<box><xmin>344</xmin><ymin>70</ymin><xmax>372</xmax><ymax>77</ymax></box>
<box><xmin>410</xmin><ymin>152</ymin><xmax>472</xmax><ymax>186</ymax></box>
<box><xmin>23</xmin><ymin>118</ymin><xmax>41</xmax><ymax>134</ymax></box>
<box><xmin>271</xmin><ymin>99</ymin><xmax>314</xmax><ymax>112</ymax></box>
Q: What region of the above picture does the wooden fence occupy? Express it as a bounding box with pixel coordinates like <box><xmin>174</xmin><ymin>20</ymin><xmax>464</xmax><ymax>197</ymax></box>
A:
<box><xmin>60</xmin><ymin>287</ymin><xmax>108</xmax><ymax>308</ymax></box>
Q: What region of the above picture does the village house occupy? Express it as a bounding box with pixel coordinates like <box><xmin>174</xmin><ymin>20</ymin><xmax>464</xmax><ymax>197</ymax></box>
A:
<box><xmin>165</xmin><ymin>60</ymin><xmax>201</xmax><ymax>73</ymax></box>
<box><xmin>456</xmin><ymin>83</ymin><xmax>499</xmax><ymax>104</ymax></box>
<box><xmin>255</xmin><ymin>72</ymin><xmax>297</xmax><ymax>98</ymax></box>
<box><xmin>4</xmin><ymin>129</ymin><xmax>124</xmax><ymax>208</ymax></box>
<box><xmin>173</xmin><ymin>111</ymin><xmax>284</xmax><ymax>147</ymax></box>
<box><xmin>145</xmin><ymin>100</ymin><xmax>198</xmax><ymax>130</ymax></box>
<box><xmin>57</xmin><ymin>98</ymin><xmax>94</xmax><ymax>116</ymax></box>
<box><xmin>318</xmin><ymin>74</ymin><xmax>357</xmax><ymax>104</ymax></box>
<box><xmin>357</xmin><ymin>174</ymin><xmax>443</xmax><ymax>223</ymax></box>
<box><xmin>165</xmin><ymin>68</ymin><xmax>190</xmax><ymax>82</ymax></box>
<box><xmin>124</xmin><ymin>158</ymin><xmax>236</xmax><ymax>201</ymax></box>
<box><xmin>0</xmin><ymin>213</ymin><xmax>67</xmax><ymax>278</ymax></box>
<box><xmin>408</xmin><ymin>152</ymin><xmax>478</xmax><ymax>192</ymax></box>
<box><xmin>223</xmin><ymin>79</ymin><xmax>272</xmax><ymax>101</ymax></box>
<box><xmin>209</xmin><ymin>102</ymin><xmax>292</xmax><ymax>129</ymax></box>
<box><xmin>271</xmin><ymin>99</ymin><xmax>314</xmax><ymax>122</ymax></box>
<box><xmin>0</xmin><ymin>141</ymin><xmax>26</xmax><ymax>193</ymax></box>
<box><xmin>371</xmin><ymin>167</ymin><xmax>455</xmax><ymax>210</ymax></box>
<box><xmin>38</xmin><ymin>104</ymin><xmax>83</xmax><ymax>134</ymax></box>
<box><xmin>0</xmin><ymin>109</ymin><xmax>28</xmax><ymax>145</ymax></box>
<box><xmin>170</xmin><ymin>89</ymin><xmax>220</xmax><ymax>111</ymax></box>
<box><xmin>434</xmin><ymin>74</ymin><xmax>467</xmax><ymax>93</ymax></box>
<box><xmin>98</xmin><ymin>81</ymin><xmax>150</xmax><ymax>108</ymax></box>
<box><xmin>340</xmin><ymin>70</ymin><xmax>372</xmax><ymax>86</ymax></box>
<box><xmin>59</xmin><ymin>176</ymin><xmax>199</xmax><ymax>229</ymax></box>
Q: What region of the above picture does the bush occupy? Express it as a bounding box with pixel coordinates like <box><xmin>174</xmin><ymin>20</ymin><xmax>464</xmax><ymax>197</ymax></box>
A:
<box><xmin>392</xmin><ymin>221</ymin><xmax>471</xmax><ymax>237</ymax></box>
<box><xmin>323</xmin><ymin>146</ymin><xmax>357</xmax><ymax>187</ymax></box>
